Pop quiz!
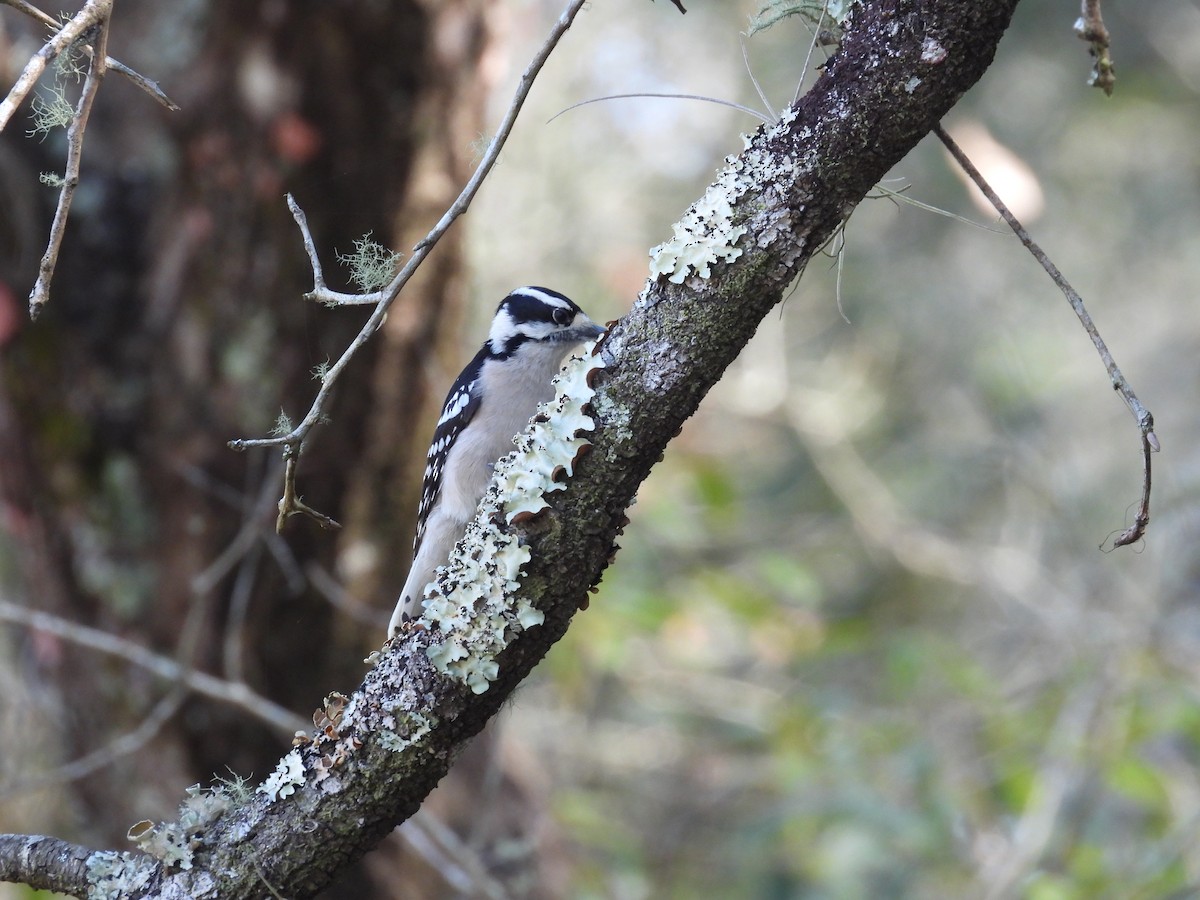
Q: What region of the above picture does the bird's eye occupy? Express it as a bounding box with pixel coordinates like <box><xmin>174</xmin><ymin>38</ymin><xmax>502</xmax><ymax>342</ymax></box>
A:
<box><xmin>552</xmin><ymin>308</ymin><xmax>573</xmax><ymax>326</ymax></box>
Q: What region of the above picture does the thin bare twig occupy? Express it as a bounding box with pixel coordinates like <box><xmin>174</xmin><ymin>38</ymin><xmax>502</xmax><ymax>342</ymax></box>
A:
<box><xmin>1073</xmin><ymin>0</ymin><xmax>1115</xmax><ymax>96</ymax></box>
<box><xmin>935</xmin><ymin>123</ymin><xmax>1156</xmax><ymax>548</ymax></box>
<box><xmin>100</xmin><ymin>57</ymin><xmax>177</xmax><ymax>110</ymax></box>
<box><xmin>0</xmin><ymin>0</ymin><xmax>110</xmax><ymax>131</ymax></box>
<box><xmin>26</xmin><ymin>2</ymin><xmax>111</xmax><ymax>318</ymax></box>
<box><xmin>228</xmin><ymin>0</ymin><xmax>590</xmax><ymax>528</ymax></box>
<box><xmin>287</xmin><ymin>194</ymin><xmax>386</xmax><ymax>306</ymax></box>
<box><xmin>869</xmin><ymin>183</ymin><xmax>1006</xmax><ymax>232</ymax></box>
<box><xmin>275</xmin><ymin>453</ymin><xmax>342</xmax><ymax>532</ymax></box>
<box><xmin>1</xmin><ymin>0</ymin><xmax>176</xmax><ymax>316</ymax></box>
<box><xmin>548</xmin><ymin>92</ymin><xmax>773</xmax><ymax>126</ymax></box>
<box><xmin>0</xmin><ymin>0</ymin><xmax>178</xmax><ymax>109</ymax></box>
<box><xmin>795</xmin><ymin>1</ymin><xmax>831</xmax><ymax>105</ymax></box>
<box><xmin>741</xmin><ymin>37</ymin><xmax>777</xmax><ymax>124</ymax></box>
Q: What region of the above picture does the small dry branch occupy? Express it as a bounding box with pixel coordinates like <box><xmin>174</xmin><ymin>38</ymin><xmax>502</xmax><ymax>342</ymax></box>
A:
<box><xmin>1073</xmin><ymin>0</ymin><xmax>1115</xmax><ymax>96</ymax></box>
<box><xmin>0</xmin><ymin>0</ymin><xmax>178</xmax><ymax>109</ymax></box>
<box><xmin>26</xmin><ymin>5</ymin><xmax>110</xmax><ymax>318</ymax></box>
<box><xmin>935</xmin><ymin>123</ymin><xmax>1155</xmax><ymax>548</ymax></box>
<box><xmin>275</xmin><ymin>454</ymin><xmax>342</xmax><ymax>532</ymax></box>
<box><xmin>0</xmin><ymin>0</ymin><xmax>179</xmax><ymax>317</ymax></box>
<box><xmin>0</xmin><ymin>0</ymin><xmax>110</xmax><ymax>131</ymax></box>
<box><xmin>289</xmin><ymin>195</ymin><xmax>387</xmax><ymax>307</ymax></box>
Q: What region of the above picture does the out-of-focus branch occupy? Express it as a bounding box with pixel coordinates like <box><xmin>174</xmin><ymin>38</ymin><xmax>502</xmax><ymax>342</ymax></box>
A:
<box><xmin>306</xmin><ymin>562</ymin><xmax>390</xmax><ymax>630</ymax></box>
<box><xmin>0</xmin><ymin>585</ymin><xmax>211</xmax><ymax>799</ymax></box>
<box><xmin>0</xmin><ymin>600</ymin><xmax>307</xmax><ymax>736</ymax></box>
<box><xmin>786</xmin><ymin>389</ymin><xmax>1069</xmax><ymax>620</ymax></box>
<box><xmin>935</xmin><ymin>123</ymin><xmax>1156</xmax><ymax>548</ymax></box>
<box><xmin>0</xmin><ymin>688</ymin><xmax>187</xmax><ymax>801</ymax></box>
<box><xmin>977</xmin><ymin>681</ymin><xmax>1106</xmax><ymax>898</ymax></box>
<box><xmin>398</xmin><ymin>814</ymin><xmax>514</xmax><ymax>900</ymax></box>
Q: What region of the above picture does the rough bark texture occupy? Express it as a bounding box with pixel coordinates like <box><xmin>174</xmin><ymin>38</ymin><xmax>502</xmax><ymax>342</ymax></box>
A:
<box><xmin>0</xmin><ymin>0</ymin><xmax>1020</xmax><ymax>896</ymax></box>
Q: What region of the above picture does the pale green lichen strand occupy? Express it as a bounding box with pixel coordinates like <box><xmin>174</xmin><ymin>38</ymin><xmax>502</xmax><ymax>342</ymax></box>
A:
<box><xmin>422</xmin><ymin>346</ymin><xmax>605</xmax><ymax>693</ymax></box>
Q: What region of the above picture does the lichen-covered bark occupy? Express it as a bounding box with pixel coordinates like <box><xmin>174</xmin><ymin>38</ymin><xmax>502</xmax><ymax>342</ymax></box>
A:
<box><xmin>0</xmin><ymin>834</ymin><xmax>92</xmax><ymax>896</ymax></box>
<box><xmin>0</xmin><ymin>1</ymin><xmax>1020</xmax><ymax>897</ymax></box>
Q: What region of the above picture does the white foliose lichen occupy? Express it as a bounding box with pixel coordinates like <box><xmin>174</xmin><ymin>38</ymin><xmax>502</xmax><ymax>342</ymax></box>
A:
<box><xmin>257</xmin><ymin>748</ymin><xmax>306</xmax><ymax>801</ymax></box>
<box><xmin>124</xmin><ymin>782</ymin><xmax>233</xmax><ymax>873</ymax></box>
<box><xmin>422</xmin><ymin>345</ymin><xmax>606</xmax><ymax>694</ymax></box>
<box><xmin>646</xmin><ymin>103</ymin><xmax>818</xmax><ymax>287</ymax></box>
<box><xmin>378</xmin><ymin>710</ymin><xmax>435</xmax><ymax>752</ymax></box>
<box><xmin>649</xmin><ymin>169</ymin><xmax>749</xmax><ymax>284</ymax></box>
<box><xmin>86</xmin><ymin>851</ymin><xmax>156</xmax><ymax>900</ymax></box>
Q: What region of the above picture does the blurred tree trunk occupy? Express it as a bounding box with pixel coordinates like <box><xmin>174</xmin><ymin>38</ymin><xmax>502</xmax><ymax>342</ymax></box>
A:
<box><xmin>0</xmin><ymin>1</ymin><xmax>551</xmax><ymax>896</ymax></box>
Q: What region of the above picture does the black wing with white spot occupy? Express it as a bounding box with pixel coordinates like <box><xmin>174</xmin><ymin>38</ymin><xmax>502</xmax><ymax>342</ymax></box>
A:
<box><xmin>413</xmin><ymin>347</ymin><xmax>486</xmax><ymax>554</ymax></box>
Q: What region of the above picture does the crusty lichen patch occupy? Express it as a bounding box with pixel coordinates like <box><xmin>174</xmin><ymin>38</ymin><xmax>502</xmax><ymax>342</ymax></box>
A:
<box><xmin>125</xmin><ymin>781</ymin><xmax>235</xmax><ymax>874</ymax></box>
<box><xmin>86</xmin><ymin>850</ymin><xmax>158</xmax><ymax>899</ymax></box>
<box><xmin>647</xmin><ymin>106</ymin><xmax>818</xmax><ymax>286</ymax></box>
<box><xmin>649</xmin><ymin>169</ymin><xmax>748</xmax><ymax>284</ymax></box>
<box><xmin>421</xmin><ymin>343</ymin><xmax>606</xmax><ymax>694</ymax></box>
<box><xmin>378</xmin><ymin>709</ymin><xmax>435</xmax><ymax>752</ymax></box>
<box><xmin>257</xmin><ymin>748</ymin><xmax>305</xmax><ymax>801</ymax></box>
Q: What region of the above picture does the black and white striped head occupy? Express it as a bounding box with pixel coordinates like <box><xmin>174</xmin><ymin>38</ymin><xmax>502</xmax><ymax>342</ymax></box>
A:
<box><xmin>487</xmin><ymin>286</ymin><xmax>603</xmax><ymax>358</ymax></box>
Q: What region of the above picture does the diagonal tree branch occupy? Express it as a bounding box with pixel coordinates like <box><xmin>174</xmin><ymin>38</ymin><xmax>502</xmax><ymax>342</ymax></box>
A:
<box><xmin>0</xmin><ymin>1</ymin><xmax>1023</xmax><ymax>896</ymax></box>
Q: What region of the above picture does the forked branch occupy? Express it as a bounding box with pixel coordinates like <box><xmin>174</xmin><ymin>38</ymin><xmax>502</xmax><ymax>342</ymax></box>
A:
<box><xmin>0</xmin><ymin>0</ymin><xmax>178</xmax><ymax>109</ymax></box>
<box><xmin>0</xmin><ymin>0</ymin><xmax>111</xmax><ymax>131</ymax></box>
<box><xmin>0</xmin><ymin>0</ymin><xmax>178</xmax><ymax>317</ymax></box>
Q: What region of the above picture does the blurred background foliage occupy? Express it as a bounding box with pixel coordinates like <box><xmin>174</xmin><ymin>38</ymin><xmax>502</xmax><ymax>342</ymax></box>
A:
<box><xmin>1</xmin><ymin>0</ymin><xmax>1198</xmax><ymax>897</ymax></box>
<box><xmin>470</xmin><ymin>1</ymin><xmax>1200</xmax><ymax>897</ymax></box>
